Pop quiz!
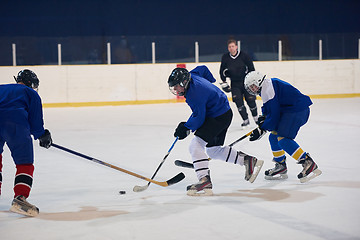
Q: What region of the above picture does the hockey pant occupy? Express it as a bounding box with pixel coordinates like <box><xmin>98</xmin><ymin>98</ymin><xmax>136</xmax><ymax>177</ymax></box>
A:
<box><xmin>0</xmin><ymin>122</ymin><xmax>35</xmax><ymax>198</ymax></box>
<box><xmin>269</xmin><ymin>108</ymin><xmax>310</xmax><ymax>162</ymax></box>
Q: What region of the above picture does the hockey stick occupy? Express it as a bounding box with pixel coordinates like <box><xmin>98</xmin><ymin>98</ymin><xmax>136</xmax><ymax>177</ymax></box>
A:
<box><xmin>133</xmin><ymin>137</ymin><xmax>179</xmax><ymax>192</ymax></box>
<box><xmin>51</xmin><ymin>143</ymin><xmax>185</xmax><ymax>187</ymax></box>
<box><xmin>174</xmin><ymin>128</ymin><xmax>255</xmax><ymax>169</ymax></box>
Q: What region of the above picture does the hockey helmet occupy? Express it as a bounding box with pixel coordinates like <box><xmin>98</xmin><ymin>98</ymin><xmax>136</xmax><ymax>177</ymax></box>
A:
<box><xmin>14</xmin><ymin>69</ymin><xmax>39</xmax><ymax>90</ymax></box>
<box><xmin>244</xmin><ymin>71</ymin><xmax>266</xmax><ymax>95</ymax></box>
<box><xmin>168</xmin><ymin>68</ymin><xmax>191</xmax><ymax>96</ymax></box>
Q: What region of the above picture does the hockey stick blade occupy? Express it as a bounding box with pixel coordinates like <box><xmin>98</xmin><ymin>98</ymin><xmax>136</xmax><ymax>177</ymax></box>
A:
<box><xmin>133</xmin><ymin>172</ymin><xmax>185</xmax><ymax>192</ymax></box>
<box><xmin>174</xmin><ymin>160</ymin><xmax>194</xmax><ymax>169</ymax></box>
<box><xmin>132</xmin><ymin>137</ymin><xmax>179</xmax><ymax>192</ymax></box>
<box><xmin>166</xmin><ymin>172</ymin><xmax>185</xmax><ymax>186</ymax></box>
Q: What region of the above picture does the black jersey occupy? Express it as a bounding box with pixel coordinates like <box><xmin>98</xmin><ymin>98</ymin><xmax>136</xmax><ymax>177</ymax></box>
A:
<box><xmin>219</xmin><ymin>51</ymin><xmax>255</xmax><ymax>86</ymax></box>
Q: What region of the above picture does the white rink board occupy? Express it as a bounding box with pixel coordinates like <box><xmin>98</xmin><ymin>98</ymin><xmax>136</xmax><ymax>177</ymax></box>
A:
<box><xmin>0</xmin><ymin>59</ymin><xmax>359</xmax><ymax>104</ymax></box>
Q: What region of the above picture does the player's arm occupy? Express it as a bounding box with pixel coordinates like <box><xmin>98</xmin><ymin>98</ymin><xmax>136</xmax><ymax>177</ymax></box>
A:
<box><xmin>219</xmin><ymin>56</ymin><xmax>231</xmax><ymax>92</ymax></box>
<box><xmin>27</xmin><ymin>90</ymin><xmax>52</xmax><ymax>148</ymax></box>
<box><xmin>243</xmin><ymin>52</ymin><xmax>255</xmax><ymax>72</ymax></box>
<box><xmin>219</xmin><ymin>56</ymin><xmax>228</xmax><ymax>82</ymax></box>
<box><xmin>27</xmin><ymin>91</ymin><xmax>45</xmax><ymax>139</ymax></box>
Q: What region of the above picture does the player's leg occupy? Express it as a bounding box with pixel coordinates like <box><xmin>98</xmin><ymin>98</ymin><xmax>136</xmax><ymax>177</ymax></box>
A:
<box><xmin>187</xmin><ymin>110</ymin><xmax>232</xmax><ymax>195</ymax></box>
<box><xmin>277</xmin><ymin>109</ymin><xmax>321</xmax><ymax>182</ymax></box>
<box><xmin>4</xmin><ymin>123</ymin><xmax>39</xmax><ymax>216</ymax></box>
<box><xmin>231</xmin><ymin>87</ymin><xmax>249</xmax><ymax>127</ymax></box>
<box><xmin>264</xmin><ymin>133</ymin><xmax>288</xmax><ymax>180</ymax></box>
<box><xmin>202</xmin><ymin>110</ymin><xmax>263</xmax><ymax>183</ymax></box>
<box><xmin>243</xmin><ymin>87</ymin><xmax>258</xmax><ymax>123</ymax></box>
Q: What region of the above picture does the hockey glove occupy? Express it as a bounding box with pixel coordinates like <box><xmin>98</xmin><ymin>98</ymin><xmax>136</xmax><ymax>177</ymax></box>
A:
<box><xmin>220</xmin><ymin>81</ymin><xmax>231</xmax><ymax>93</ymax></box>
<box><xmin>174</xmin><ymin>122</ymin><xmax>191</xmax><ymax>140</ymax></box>
<box><xmin>256</xmin><ymin>115</ymin><xmax>266</xmax><ymax>128</ymax></box>
<box><xmin>249</xmin><ymin>127</ymin><xmax>266</xmax><ymax>141</ymax></box>
<box><xmin>39</xmin><ymin>129</ymin><xmax>52</xmax><ymax>148</ymax></box>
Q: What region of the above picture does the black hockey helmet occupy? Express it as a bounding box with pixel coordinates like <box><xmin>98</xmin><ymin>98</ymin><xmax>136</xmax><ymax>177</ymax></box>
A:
<box><xmin>14</xmin><ymin>69</ymin><xmax>39</xmax><ymax>90</ymax></box>
<box><xmin>168</xmin><ymin>68</ymin><xmax>191</xmax><ymax>96</ymax></box>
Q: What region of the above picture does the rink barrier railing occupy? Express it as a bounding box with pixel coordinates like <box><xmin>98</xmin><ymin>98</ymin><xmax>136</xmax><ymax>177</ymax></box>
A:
<box><xmin>42</xmin><ymin>93</ymin><xmax>360</xmax><ymax>108</ymax></box>
<box><xmin>1</xmin><ymin>59</ymin><xmax>360</xmax><ymax>106</ymax></box>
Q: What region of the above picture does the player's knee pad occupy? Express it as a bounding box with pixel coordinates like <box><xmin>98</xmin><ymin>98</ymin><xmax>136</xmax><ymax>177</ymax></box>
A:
<box><xmin>205</xmin><ymin>146</ymin><xmax>223</xmax><ymax>159</ymax></box>
<box><xmin>189</xmin><ymin>136</ymin><xmax>208</xmax><ymax>159</ymax></box>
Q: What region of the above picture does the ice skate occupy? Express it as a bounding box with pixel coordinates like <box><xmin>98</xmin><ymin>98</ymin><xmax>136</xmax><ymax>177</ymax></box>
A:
<box><xmin>241</xmin><ymin>119</ymin><xmax>250</xmax><ymax>128</ymax></box>
<box><xmin>243</xmin><ymin>154</ymin><xmax>264</xmax><ymax>183</ymax></box>
<box><xmin>265</xmin><ymin>158</ymin><xmax>288</xmax><ymax>180</ymax></box>
<box><xmin>186</xmin><ymin>175</ymin><xmax>213</xmax><ymax>196</ymax></box>
<box><xmin>297</xmin><ymin>153</ymin><xmax>322</xmax><ymax>183</ymax></box>
<box><xmin>10</xmin><ymin>195</ymin><xmax>39</xmax><ymax>217</ymax></box>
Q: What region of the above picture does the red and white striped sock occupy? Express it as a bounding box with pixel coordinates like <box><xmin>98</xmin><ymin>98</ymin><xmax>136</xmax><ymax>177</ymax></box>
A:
<box><xmin>14</xmin><ymin>164</ymin><xmax>34</xmax><ymax>198</ymax></box>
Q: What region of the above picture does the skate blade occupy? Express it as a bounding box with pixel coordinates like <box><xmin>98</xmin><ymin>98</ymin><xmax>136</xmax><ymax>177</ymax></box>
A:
<box><xmin>299</xmin><ymin>169</ymin><xmax>322</xmax><ymax>183</ymax></box>
<box><xmin>187</xmin><ymin>189</ymin><xmax>213</xmax><ymax>196</ymax></box>
<box><xmin>248</xmin><ymin>160</ymin><xmax>264</xmax><ymax>183</ymax></box>
<box><xmin>10</xmin><ymin>204</ymin><xmax>39</xmax><ymax>217</ymax></box>
<box><xmin>265</xmin><ymin>174</ymin><xmax>288</xmax><ymax>180</ymax></box>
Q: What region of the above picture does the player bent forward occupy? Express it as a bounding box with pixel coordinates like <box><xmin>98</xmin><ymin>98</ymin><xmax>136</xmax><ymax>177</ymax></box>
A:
<box><xmin>0</xmin><ymin>70</ymin><xmax>52</xmax><ymax>216</ymax></box>
<box><xmin>244</xmin><ymin>71</ymin><xmax>321</xmax><ymax>183</ymax></box>
<box><xmin>168</xmin><ymin>66</ymin><xmax>264</xmax><ymax>196</ymax></box>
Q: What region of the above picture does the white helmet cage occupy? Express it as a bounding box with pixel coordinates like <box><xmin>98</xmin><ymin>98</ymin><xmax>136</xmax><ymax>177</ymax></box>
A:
<box><xmin>244</xmin><ymin>71</ymin><xmax>266</xmax><ymax>95</ymax></box>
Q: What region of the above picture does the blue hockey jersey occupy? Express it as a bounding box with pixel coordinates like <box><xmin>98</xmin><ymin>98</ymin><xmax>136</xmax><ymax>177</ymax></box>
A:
<box><xmin>184</xmin><ymin>66</ymin><xmax>231</xmax><ymax>131</ymax></box>
<box><xmin>260</xmin><ymin>78</ymin><xmax>312</xmax><ymax>131</ymax></box>
<box><xmin>0</xmin><ymin>84</ymin><xmax>45</xmax><ymax>139</ymax></box>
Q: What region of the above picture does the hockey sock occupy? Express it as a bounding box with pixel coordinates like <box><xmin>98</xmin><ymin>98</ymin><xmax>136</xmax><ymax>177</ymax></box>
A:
<box><xmin>189</xmin><ymin>136</ymin><xmax>210</xmax><ymax>179</ymax></box>
<box><xmin>14</xmin><ymin>164</ymin><xmax>34</xmax><ymax>198</ymax></box>
<box><xmin>269</xmin><ymin>133</ymin><xmax>286</xmax><ymax>162</ymax></box>
<box><xmin>278</xmin><ymin>137</ymin><xmax>306</xmax><ymax>161</ymax></box>
<box><xmin>206</xmin><ymin>145</ymin><xmax>244</xmax><ymax>165</ymax></box>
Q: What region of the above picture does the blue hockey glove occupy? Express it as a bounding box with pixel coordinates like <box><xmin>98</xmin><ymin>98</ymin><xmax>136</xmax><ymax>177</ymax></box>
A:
<box><xmin>174</xmin><ymin>122</ymin><xmax>190</xmax><ymax>140</ymax></box>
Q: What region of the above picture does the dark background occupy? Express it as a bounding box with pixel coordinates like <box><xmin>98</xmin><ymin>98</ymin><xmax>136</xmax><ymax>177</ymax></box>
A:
<box><xmin>1</xmin><ymin>0</ymin><xmax>359</xmax><ymax>65</ymax></box>
<box><xmin>1</xmin><ymin>0</ymin><xmax>359</xmax><ymax>37</ymax></box>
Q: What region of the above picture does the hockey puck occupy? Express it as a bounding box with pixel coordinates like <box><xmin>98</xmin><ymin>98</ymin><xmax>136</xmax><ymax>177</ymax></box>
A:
<box><xmin>119</xmin><ymin>191</ymin><xmax>126</xmax><ymax>195</ymax></box>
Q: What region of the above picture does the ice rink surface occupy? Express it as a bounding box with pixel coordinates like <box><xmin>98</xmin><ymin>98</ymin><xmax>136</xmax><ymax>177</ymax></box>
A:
<box><xmin>1</xmin><ymin>98</ymin><xmax>360</xmax><ymax>240</ymax></box>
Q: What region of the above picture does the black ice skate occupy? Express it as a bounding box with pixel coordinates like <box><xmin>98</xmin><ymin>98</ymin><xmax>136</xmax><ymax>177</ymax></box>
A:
<box><xmin>241</xmin><ymin>119</ymin><xmax>250</xmax><ymax>128</ymax></box>
<box><xmin>186</xmin><ymin>175</ymin><xmax>213</xmax><ymax>196</ymax></box>
<box><xmin>10</xmin><ymin>195</ymin><xmax>39</xmax><ymax>217</ymax></box>
<box><xmin>297</xmin><ymin>153</ymin><xmax>322</xmax><ymax>183</ymax></box>
<box><xmin>265</xmin><ymin>158</ymin><xmax>288</xmax><ymax>180</ymax></box>
<box><xmin>243</xmin><ymin>154</ymin><xmax>264</xmax><ymax>183</ymax></box>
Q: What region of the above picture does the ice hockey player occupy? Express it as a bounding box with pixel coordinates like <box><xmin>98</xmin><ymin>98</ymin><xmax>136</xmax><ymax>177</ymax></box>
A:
<box><xmin>244</xmin><ymin>71</ymin><xmax>322</xmax><ymax>183</ymax></box>
<box><xmin>168</xmin><ymin>66</ymin><xmax>263</xmax><ymax>196</ymax></box>
<box><xmin>0</xmin><ymin>69</ymin><xmax>52</xmax><ymax>216</ymax></box>
<box><xmin>219</xmin><ymin>39</ymin><xmax>258</xmax><ymax>128</ymax></box>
